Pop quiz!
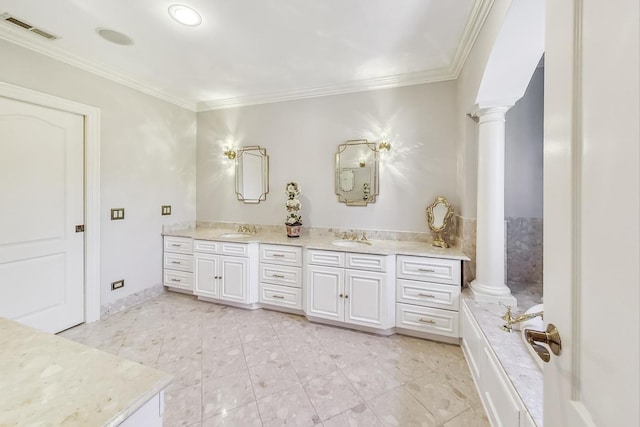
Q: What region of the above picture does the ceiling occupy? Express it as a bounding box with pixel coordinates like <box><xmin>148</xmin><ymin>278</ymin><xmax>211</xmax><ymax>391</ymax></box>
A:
<box><xmin>0</xmin><ymin>0</ymin><xmax>493</xmax><ymax>111</ymax></box>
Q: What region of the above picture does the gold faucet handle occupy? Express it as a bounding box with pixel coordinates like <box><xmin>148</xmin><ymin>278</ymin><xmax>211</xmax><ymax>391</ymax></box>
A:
<box><xmin>501</xmin><ymin>305</ymin><xmax>513</xmax><ymax>322</ymax></box>
<box><xmin>360</xmin><ymin>233</ymin><xmax>368</xmax><ymax>241</ymax></box>
<box><xmin>342</xmin><ymin>232</ymin><xmax>348</xmax><ymax>240</ymax></box>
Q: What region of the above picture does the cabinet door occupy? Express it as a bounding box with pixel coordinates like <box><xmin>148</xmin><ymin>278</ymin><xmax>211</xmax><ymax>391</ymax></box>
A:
<box><xmin>195</xmin><ymin>253</ymin><xmax>218</xmax><ymax>298</ymax></box>
<box><xmin>219</xmin><ymin>256</ymin><xmax>249</xmax><ymax>303</ymax></box>
<box><xmin>306</xmin><ymin>265</ymin><xmax>344</xmax><ymax>321</ymax></box>
<box><xmin>344</xmin><ymin>269</ymin><xmax>386</xmax><ymax>328</ymax></box>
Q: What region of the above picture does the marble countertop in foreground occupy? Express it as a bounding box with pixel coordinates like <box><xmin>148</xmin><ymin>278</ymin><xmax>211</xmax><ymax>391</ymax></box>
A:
<box><xmin>0</xmin><ymin>318</ymin><xmax>173</xmax><ymax>427</ymax></box>
<box><xmin>163</xmin><ymin>227</ymin><xmax>470</xmax><ymax>261</ymax></box>
<box><xmin>463</xmin><ymin>287</ymin><xmax>544</xmax><ymax>426</ymax></box>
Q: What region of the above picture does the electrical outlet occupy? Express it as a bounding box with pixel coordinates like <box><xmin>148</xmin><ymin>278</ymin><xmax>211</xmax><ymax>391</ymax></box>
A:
<box><xmin>111</xmin><ymin>279</ymin><xmax>124</xmax><ymax>290</ymax></box>
<box><xmin>161</xmin><ymin>205</ymin><xmax>172</xmax><ymax>215</ymax></box>
<box><xmin>111</xmin><ymin>208</ymin><xmax>125</xmax><ymax>220</ymax></box>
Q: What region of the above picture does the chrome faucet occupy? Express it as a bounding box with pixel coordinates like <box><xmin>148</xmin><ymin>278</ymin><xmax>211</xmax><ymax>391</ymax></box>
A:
<box><xmin>501</xmin><ymin>305</ymin><xmax>544</xmax><ymax>332</ymax></box>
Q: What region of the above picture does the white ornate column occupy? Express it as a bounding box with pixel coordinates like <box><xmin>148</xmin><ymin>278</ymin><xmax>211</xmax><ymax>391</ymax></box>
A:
<box><xmin>469</xmin><ymin>106</ymin><xmax>517</xmax><ymax>306</ymax></box>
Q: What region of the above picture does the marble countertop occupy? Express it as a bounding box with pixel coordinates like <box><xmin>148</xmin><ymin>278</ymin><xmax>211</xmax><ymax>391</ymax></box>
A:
<box><xmin>0</xmin><ymin>318</ymin><xmax>173</xmax><ymax>426</ymax></box>
<box><xmin>462</xmin><ymin>286</ymin><xmax>544</xmax><ymax>426</ymax></box>
<box><xmin>163</xmin><ymin>227</ymin><xmax>470</xmax><ymax>261</ymax></box>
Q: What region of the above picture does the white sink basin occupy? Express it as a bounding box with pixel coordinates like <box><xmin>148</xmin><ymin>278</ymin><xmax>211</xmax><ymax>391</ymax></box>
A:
<box><xmin>218</xmin><ymin>232</ymin><xmax>249</xmax><ymax>239</ymax></box>
<box><xmin>331</xmin><ymin>240</ymin><xmax>372</xmax><ymax>248</ymax></box>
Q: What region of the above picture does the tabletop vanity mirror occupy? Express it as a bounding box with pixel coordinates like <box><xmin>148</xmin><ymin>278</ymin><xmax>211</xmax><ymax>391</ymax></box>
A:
<box><xmin>426</xmin><ymin>196</ymin><xmax>454</xmax><ymax>248</ymax></box>
<box><xmin>335</xmin><ymin>139</ymin><xmax>379</xmax><ymax>206</ymax></box>
<box><xmin>235</xmin><ymin>145</ymin><xmax>269</xmax><ymax>203</ymax></box>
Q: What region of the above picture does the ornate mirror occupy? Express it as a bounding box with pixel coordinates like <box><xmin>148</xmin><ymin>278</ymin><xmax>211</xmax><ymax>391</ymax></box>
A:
<box><xmin>426</xmin><ymin>196</ymin><xmax>454</xmax><ymax>248</ymax></box>
<box><xmin>235</xmin><ymin>146</ymin><xmax>269</xmax><ymax>203</ymax></box>
<box><xmin>335</xmin><ymin>139</ymin><xmax>379</xmax><ymax>206</ymax></box>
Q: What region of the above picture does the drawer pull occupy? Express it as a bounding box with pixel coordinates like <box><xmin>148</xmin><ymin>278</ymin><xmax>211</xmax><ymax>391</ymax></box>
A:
<box><xmin>170</xmin><ymin>244</ymin><xmax>182</xmax><ymax>247</ymax></box>
<box><xmin>272</xmin><ymin>253</ymin><xmax>285</xmax><ymax>257</ymax></box>
<box><xmin>170</xmin><ymin>278</ymin><xmax>182</xmax><ymax>282</ymax></box>
<box><xmin>418</xmin><ymin>293</ymin><xmax>436</xmax><ymax>298</ymax></box>
<box><xmin>418</xmin><ymin>318</ymin><xmax>436</xmax><ymax>324</ymax></box>
<box><xmin>171</xmin><ymin>261</ymin><xmax>181</xmax><ymax>265</ymax></box>
<box><xmin>272</xmin><ymin>294</ymin><xmax>285</xmax><ymax>299</ymax></box>
<box><xmin>272</xmin><ymin>274</ymin><xmax>285</xmax><ymax>278</ymax></box>
<box><xmin>418</xmin><ymin>268</ymin><xmax>436</xmax><ymax>273</ymax></box>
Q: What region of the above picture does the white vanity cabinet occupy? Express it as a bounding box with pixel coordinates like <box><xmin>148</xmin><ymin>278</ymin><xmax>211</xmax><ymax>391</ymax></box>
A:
<box><xmin>194</xmin><ymin>240</ymin><xmax>259</xmax><ymax>306</ymax></box>
<box><xmin>395</xmin><ymin>255</ymin><xmax>462</xmax><ymax>340</ymax></box>
<box><xmin>305</xmin><ymin>249</ymin><xmax>395</xmax><ymax>332</ymax></box>
<box><xmin>461</xmin><ymin>301</ymin><xmax>537</xmax><ymax>427</ymax></box>
<box><xmin>258</xmin><ymin>244</ymin><xmax>303</xmax><ymax>311</ymax></box>
<box><xmin>163</xmin><ymin>236</ymin><xmax>194</xmax><ymax>292</ymax></box>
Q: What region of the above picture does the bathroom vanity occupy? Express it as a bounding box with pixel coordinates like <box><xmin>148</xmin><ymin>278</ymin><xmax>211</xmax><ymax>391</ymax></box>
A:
<box><xmin>162</xmin><ymin>228</ymin><xmax>468</xmax><ymax>342</ymax></box>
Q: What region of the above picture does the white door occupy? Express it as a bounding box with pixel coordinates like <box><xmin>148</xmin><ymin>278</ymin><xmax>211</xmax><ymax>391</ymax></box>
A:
<box><xmin>344</xmin><ymin>269</ymin><xmax>384</xmax><ymax>328</ymax></box>
<box><xmin>544</xmin><ymin>1</ymin><xmax>639</xmax><ymax>426</ymax></box>
<box><xmin>306</xmin><ymin>265</ymin><xmax>344</xmax><ymax>321</ymax></box>
<box><xmin>0</xmin><ymin>96</ymin><xmax>84</xmax><ymax>334</ymax></box>
<box><xmin>219</xmin><ymin>256</ymin><xmax>248</xmax><ymax>303</ymax></box>
<box><xmin>195</xmin><ymin>253</ymin><xmax>219</xmax><ymax>298</ymax></box>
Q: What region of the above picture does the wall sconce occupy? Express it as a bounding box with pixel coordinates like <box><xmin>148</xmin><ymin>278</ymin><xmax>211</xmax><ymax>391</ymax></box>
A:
<box><xmin>223</xmin><ymin>147</ymin><xmax>236</xmax><ymax>160</ymax></box>
<box><xmin>378</xmin><ymin>141</ymin><xmax>391</xmax><ymax>151</ymax></box>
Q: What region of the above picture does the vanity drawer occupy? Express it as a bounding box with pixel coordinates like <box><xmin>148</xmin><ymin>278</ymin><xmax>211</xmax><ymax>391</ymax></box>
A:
<box><xmin>194</xmin><ymin>240</ymin><xmax>248</xmax><ymax>257</ymax></box>
<box><xmin>306</xmin><ymin>249</ymin><xmax>345</xmax><ymax>268</ymax></box>
<box><xmin>345</xmin><ymin>252</ymin><xmax>387</xmax><ymax>272</ymax></box>
<box><xmin>163</xmin><ymin>253</ymin><xmax>194</xmax><ymax>272</ymax></box>
<box><xmin>220</xmin><ymin>242</ymin><xmax>248</xmax><ymax>257</ymax></box>
<box><xmin>163</xmin><ymin>269</ymin><xmax>194</xmax><ymax>291</ymax></box>
<box><xmin>164</xmin><ymin>236</ymin><xmax>193</xmax><ymax>254</ymax></box>
<box><xmin>259</xmin><ymin>264</ymin><xmax>302</xmax><ymax>288</ymax></box>
<box><xmin>194</xmin><ymin>239</ymin><xmax>220</xmax><ymax>254</ymax></box>
<box><xmin>396</xmin><ymin>255</ymin><xmax>461</xmax><ymax>286</ymax></box>
<box><xmin>396</xmin><ymin>279</ymin><xmax>460</xmax><ymax>310</ymax></box>
<box><xmin>259</xmin><ymin>283</ymin><xmax>302</xmax><ymax>309</ymax></box>
<box><xmin>396</xmin><ymin>303</ymin><xmax>459</xmax><ymax>338</ymax></box>
<box><xmin>260</xmin><ymin>244</ymin><xmax>302</xmax><ymax>266</ymax></box>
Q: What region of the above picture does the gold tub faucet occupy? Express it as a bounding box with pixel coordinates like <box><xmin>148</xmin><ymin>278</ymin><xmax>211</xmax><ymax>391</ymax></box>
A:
<box><xmin>501</xmin><ymin>305</ymin><xmax>544</xmax><ymax>332</ymax></box>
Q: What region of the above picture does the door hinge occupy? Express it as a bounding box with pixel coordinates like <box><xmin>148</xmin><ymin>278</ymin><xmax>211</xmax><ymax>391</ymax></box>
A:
<box><xmin>75</xmin><ymin>224</ymin><xmax>85</xmax><ymax>233</ymax></box>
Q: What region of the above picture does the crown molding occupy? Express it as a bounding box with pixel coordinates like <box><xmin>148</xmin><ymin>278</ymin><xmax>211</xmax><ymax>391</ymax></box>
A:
<box><xmin>196</xmin><ymin>67</ymin><xmax>458</xmax><ymax>111</ymax></box>
<box><xmin>0</xmin><ymin>24</ymin><xmax>198</xmax><ymax>111</ymax></box>
<box><xmin>449</xmin><ymin>0</ymin><xmax>495</xmax><ymax>78</ymax></box>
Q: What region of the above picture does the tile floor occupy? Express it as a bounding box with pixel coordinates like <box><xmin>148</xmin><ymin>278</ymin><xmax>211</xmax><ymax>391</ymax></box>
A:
<box><xmin>59</xmin><ymin>292</ymin><xmax>490</xmax><ymax>427</ymax></box>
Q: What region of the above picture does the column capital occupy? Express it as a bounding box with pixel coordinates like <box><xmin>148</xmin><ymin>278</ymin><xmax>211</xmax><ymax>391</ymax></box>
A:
<box><xmin>470</xmin><ymin>104</ymin><xmax>512</xmax><ymax>123</ymax></box>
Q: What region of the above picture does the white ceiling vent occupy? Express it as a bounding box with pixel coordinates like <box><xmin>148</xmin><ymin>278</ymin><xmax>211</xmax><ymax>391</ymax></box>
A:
<box><xmin>0</xmin><ymin>13</ymin><xmax>59</xmax><ymax>40</ymax></box>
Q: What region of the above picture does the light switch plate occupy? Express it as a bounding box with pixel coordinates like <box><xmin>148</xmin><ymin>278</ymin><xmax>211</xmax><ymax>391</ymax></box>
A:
<box><xmin>161</xmin><ymin>205</ymin><xmax>172</xmax><ymax>216</ymax></box>
<box><xmin>111</xmin><ymin>208</ymin><xmax>125</xmax><ymax>220</ymax></box>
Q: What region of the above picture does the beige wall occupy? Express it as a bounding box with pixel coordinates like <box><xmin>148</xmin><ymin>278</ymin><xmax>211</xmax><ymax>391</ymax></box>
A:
<box><xmin>197</xmin><ymin>81</ymin><xmax>459</xmax><ymax>233</ymax></box>
<box><xmin>0</xmin><ymin>40</ymin><xmax>197</xmax><ymax>308</ymax></box>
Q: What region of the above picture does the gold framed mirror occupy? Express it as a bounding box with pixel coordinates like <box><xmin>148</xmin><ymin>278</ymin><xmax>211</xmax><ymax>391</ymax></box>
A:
<box><xmin>426</xmin><ymin>196</ymin><xmax>454</xmax><ymax>248</ymax></box>
<box><xmin>235</xmin><ymin>145</ymin><xmax>269</xmax><ymax>203</ymax></box>
<box><xmin>335</xmin><ymin>139</ymin><xmax>379</xmax><ymax>206</ymax></box>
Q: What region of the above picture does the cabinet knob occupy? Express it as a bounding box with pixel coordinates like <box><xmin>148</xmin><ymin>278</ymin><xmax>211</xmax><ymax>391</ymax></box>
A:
<box><xmin>345</xmin><ymin>294</ymin><xmax>349</xmax><ymax>298</ymax></box>
<box><xmin>339</xmin><ymin>294</ymin><xmax>344</xmax><ymax>298</ymax></box>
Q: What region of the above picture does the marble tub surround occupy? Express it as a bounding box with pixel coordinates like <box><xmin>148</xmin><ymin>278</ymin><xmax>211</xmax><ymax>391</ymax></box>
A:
<box><xmin>506</xmin><ymin>217</ymin><xmax>543</xmax><ymax>285</ymax></box>
<box><xmin>462</xmin><ymin>286</ymin><xmax>544</xmax><ymax>426</ymax></box>
<box><xmin>0</xmin><ymin>318</ymin><xmax>172</xmax><ymax>426</ymax></box>
<box><xmin>455</xmin><ymin>215</ymin><xmax>477</xmax><ymax>286</ymax></box>
<box><xmin>60</xmin><ymin>292</ymin><xmax>489</xmax><ymax>426</ymax></box>
<box><xmin>166</xmin><ymin>224</ymin><xmax>470</xmax><ymax>261</ymax></box>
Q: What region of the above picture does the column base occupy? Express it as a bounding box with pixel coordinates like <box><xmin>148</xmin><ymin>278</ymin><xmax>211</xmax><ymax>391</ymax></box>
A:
<box><xmin>469</xmin><ymin>280</ymin><xmax>517</xmax><ymax>307</ymax></box>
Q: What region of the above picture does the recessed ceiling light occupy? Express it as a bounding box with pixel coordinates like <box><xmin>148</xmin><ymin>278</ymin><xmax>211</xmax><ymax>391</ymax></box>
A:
<box><xmin>168</xmin><ymin>4</ymin><xmax>202</xmax><ymax>26</ymax></box>
<box><xmin>96</xmin><ymin>28</ymin><xmax>134</xmax><ymax>46</ymax></box>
